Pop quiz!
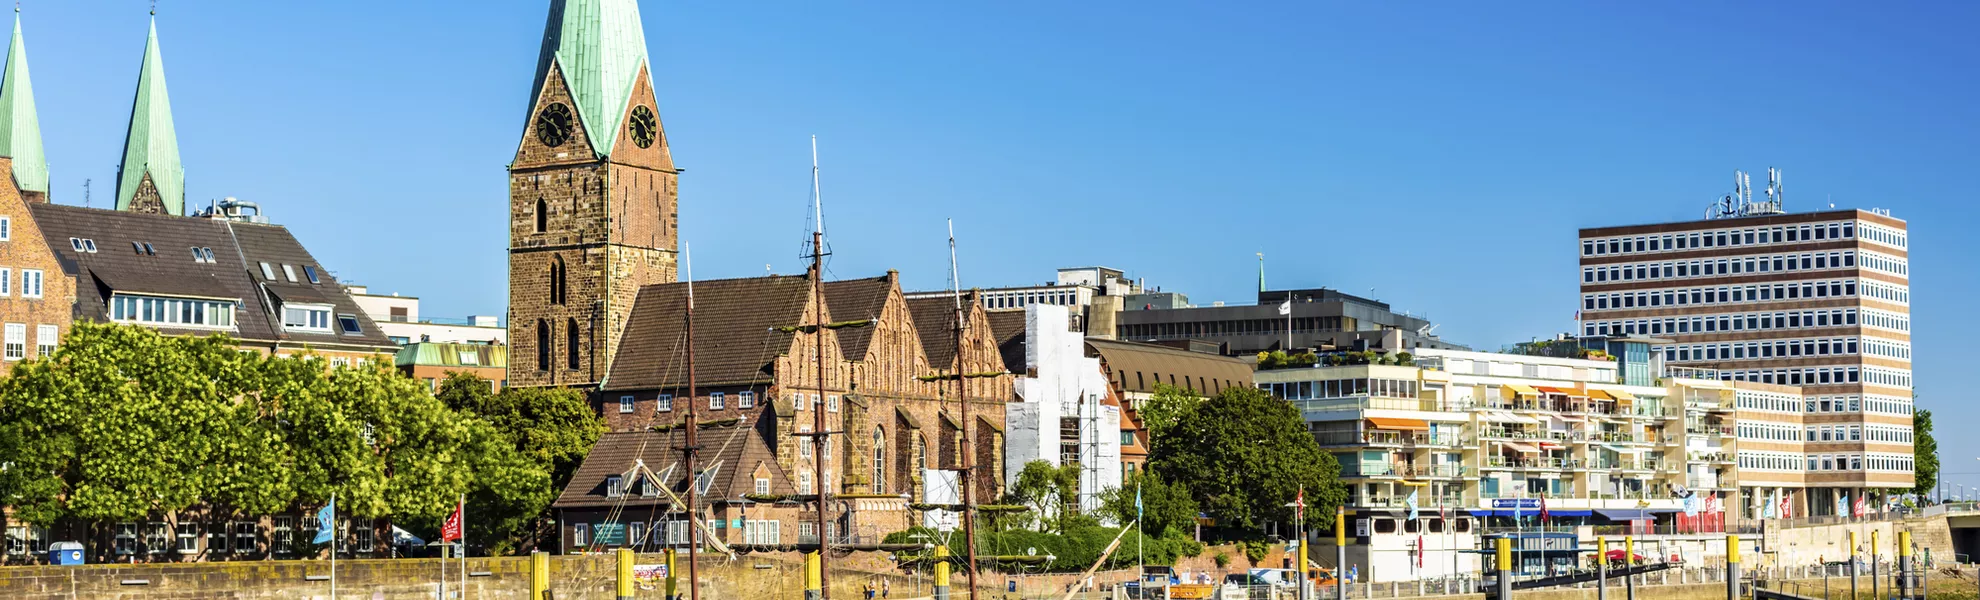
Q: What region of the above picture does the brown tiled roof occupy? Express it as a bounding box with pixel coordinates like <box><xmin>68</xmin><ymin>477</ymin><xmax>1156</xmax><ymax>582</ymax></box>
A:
<box><xmin>1086</xmin><ymin>337</ymin><xmax>1254</xmax><ymax>396</ymax></box>
<box><xmin>985</xmin><ymin>310</ymin><xmax>1027</xmax><ymax>373</ymax></box>
<box><xmin>27</xmin><ymin>204</ymin><xmax>392</xmax><ymax>350</ymax></box>
<box><xmin>603</xmin><ymin>275</ymin><xmax>814</xmax><ymax>391</ymax></box>
<box><xmin>905</xmin><ymin>295</ymin><xmax>964</xmax><ymax>368</ymax></box>
<box><xmin>553</xmin><ymin>421</ymin><xmax>795</xmax><ymax>509</ymax></box>
<box><xmin>821</xmin><ymin>275</ymin><xmax>891</xmax><ymax>360</ymax></box>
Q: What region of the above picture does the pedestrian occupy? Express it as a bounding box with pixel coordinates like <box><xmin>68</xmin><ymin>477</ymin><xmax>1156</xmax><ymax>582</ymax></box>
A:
<box><xmin>863</xmin><ymin>580</ymin><xmax>876</xmax><ymax>600</ymax></box>
<box><xmin>881</xmin><ymin>579</ymin><xmax>890</xmax><ymax>599</ymax></box>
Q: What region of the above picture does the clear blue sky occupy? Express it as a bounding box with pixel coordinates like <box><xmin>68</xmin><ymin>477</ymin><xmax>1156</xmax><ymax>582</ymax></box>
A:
<box><xmin>19</xmin><ymin>2</ymin><xmax>1978</xmax><ymax>487</ymax></box>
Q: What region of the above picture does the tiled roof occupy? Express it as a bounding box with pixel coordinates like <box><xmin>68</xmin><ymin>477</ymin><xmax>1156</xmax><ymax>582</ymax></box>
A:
<box><xmin>904</xmin><ymin>295</ymin><xmax>964</xmax><ymax>368</ymax></box>
<box><xmin>985</xmin><ymin>310</ymin><xmax>1027</xmax><ymax>373</ymax></box>
<box><xmin>553</xmin><ymin>421</ymin><xmax>795</xmax><ymax>509</ymax></box>
<box><xmin>821</xmin><ymin>275</ymin><xmax>890</xmax><ymax>360</ymax></box>
<box><xmin>28</xmin><ymin>203</ymin><xmax>393</xmax><ymax>351</ymax></box>
<box><xmin>1085</xmin><ymin>338</ymin><xmax>1254</xmax><ymax>396</ymax></box>
<box><xmin>603</xmin><ymin>275</ymin><xmax>814</xmax><ymax>391</ymax></box>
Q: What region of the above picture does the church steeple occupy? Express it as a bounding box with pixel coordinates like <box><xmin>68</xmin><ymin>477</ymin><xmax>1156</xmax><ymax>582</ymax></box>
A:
<box><xmin>526</xmin><ymin>0</ymin><xmax>651</xmax><ymax>158</ymax></box>
<box><xmin>115</xmin><ymin>17</ymin><xmax>184</xmax><ymax>215</ymax></box>
<box><xmin>0</xmin><ymin>9</ymin><xmax>49</xmax><ymax>199</ymax></box>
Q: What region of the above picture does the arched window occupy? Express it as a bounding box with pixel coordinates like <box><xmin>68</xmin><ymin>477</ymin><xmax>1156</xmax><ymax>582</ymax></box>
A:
<box><xmin>536</xmin><ymin>319</ymin><xmax>551</xmax><ymax>371</ymax></box>
<box><xmin>566</xmin><ymin>318</ymin><xmax>581</xmax><ymax>370</ymax></box>
<box><xmin>872</xmin><ymin>427</ymin><xmax>887</xmax><ymax>493</ymax></box>
<box><xmin>534</xmin><ymin>198</ymin><xmax>547</xmax><ymax>233</ymax></box>
<box><xmin>549</xmin><ymin>255</ymin><xmax>566</xmax><ymax>305</ymax></box>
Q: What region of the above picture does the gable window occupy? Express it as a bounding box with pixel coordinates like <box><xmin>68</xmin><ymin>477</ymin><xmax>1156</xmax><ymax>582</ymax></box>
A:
<box><xmin>281</xmin><ymin>304</ymin><xmax>333</xmax><ymax>332</ymax></box>
<box><xmin>303</xmin><ymin>265</ymin><xmax>320</xmax><ymax>284</ymax></box>
<box><xmin>35</xmin><ymin>325</ymin><xmax>55</xmax><ymax>358</ymax></box>
<box><xmin>3</xmin><ymin>324</ymin><xmax>23</xmax><ymax>360</ymax></box>
<box><xmin>259</xmin><ymin>262</ymin><xmax>276</xmax><ymax>280</ymax></box>
<box><xmin>566</xmin><ymin>318</ymin><xmax>580</xmax><ymax>370</ymax></box>
<box><xmin>336</xmin><ymin>314</ymin><xmax>363</xmax><ymax>335</ymax></box>
<box><xmin>619</xmin><ymin>395</ymin><xmax>634</xmax><ymax>414</ymax></box>
<box><xmin>535</xmin><ymin>320</ymin><xmax>551</xmax><ymax>371</ymax></box>
<box><xmin>710</xmin><ymin>392</ymin><xmax>725</xmax><ymax>410</ymax></box>
<box><xmin>21</xmin><ymin>270</ymin><xmax>41</xmax><ymax>298</ymax></box>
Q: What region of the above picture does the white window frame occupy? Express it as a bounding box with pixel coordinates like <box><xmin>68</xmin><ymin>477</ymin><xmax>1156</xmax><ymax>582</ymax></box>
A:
<box><xmin>20</xmin><ymin>269</ymin><xmax>40</xmax><ymax>298</ymax></box>
<box><xmin>281</xmin><ymin>264</ymin><xmax>298</xmax><ymax>282</ymax></box>
<box><xmin>738</xmin><ymin>391</ymin><xmax>755</xmax><ymax>409</ymax></box>
<box><xmin>3</xmin><ymin>324</ymin><xmax>23</xmax><ymax>361</ymax></box>
<box><xmin>657</xmin><ymin>393</ymin><xmax>673</xmax><ymax>412</ymax></box>
<box><xmin>34</xmin><ymin>324</ymin><xmax>55</xmax><ymax>358</ymax></box>
<box><xmin>281</xmin><ymin>303</ymin><xmax>335</xmax><ymax>332</ymax></box>
<box><xmin>710</xmin><ymin>392</ymin><xmax>725</xmax><ymax>410</ymax></box>
<box><xmin>619</xmin><ymin>395</ymin><xmax>635</xmax><ymax>414</ymax></box>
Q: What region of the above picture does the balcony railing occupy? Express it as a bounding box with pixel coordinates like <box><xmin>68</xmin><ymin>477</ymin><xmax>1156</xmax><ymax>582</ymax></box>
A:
<box><xmin>1687</xmin><ymin>451</ymin><xmax>1734</xmax><ymax>463</ymax></box>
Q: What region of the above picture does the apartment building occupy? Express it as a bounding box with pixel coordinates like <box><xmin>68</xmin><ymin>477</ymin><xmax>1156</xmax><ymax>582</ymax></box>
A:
<box><xmin>1266</xmin><ymin>345</ymin><xmax>1741</xmax><ymax>580</ymax></box>
<box><xmin>1577</xmin><ymin>208</ymin><xmax>1913</xmax><ymax>515</ymax></box>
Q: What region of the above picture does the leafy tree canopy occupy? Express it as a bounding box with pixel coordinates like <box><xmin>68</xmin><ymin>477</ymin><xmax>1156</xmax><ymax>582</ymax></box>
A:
<box><xmin>1098</xmin><ymin>470</ymin><xmax>1199</xmax><ymax>540</ymax></box>
<box><xmin>1914</xmin><ymin>406</ymin><xmax>1938</xmax><ymax>499</ymax></box>
<box><xmin>1149</xmin><ymin>386</ymin><xmax>1345</xmax><ymax>532</ymax></box>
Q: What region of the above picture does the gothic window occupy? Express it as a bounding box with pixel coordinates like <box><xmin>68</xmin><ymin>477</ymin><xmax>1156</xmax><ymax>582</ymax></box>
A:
<box><xmin>550</xmin><ymin>255</ymin><xmax>567</xmax><ymax>305</ymax></box>
<box><xmin>872</xmin><ymin>427</ymin><xmax>887</xmax><ymax>494</ymax></box>
<box><xmin>566</xmin><ymin>318</ymin><xmax>581</xmax><ymax>370</ymax></box>
<box><xmin>536</xmin><ymin>320</ymin><xmax>551</xmax><ymax>371</ymax></box>
<box><xmin>534</xmin><ymin>198</ymin><xmax>547</xmax><ymax>233</ymax></box>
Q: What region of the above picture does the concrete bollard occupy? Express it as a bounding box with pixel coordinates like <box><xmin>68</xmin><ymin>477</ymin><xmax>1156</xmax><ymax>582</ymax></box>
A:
<box><xmin>1496</xmin><ymin>537</ymin><xmax>1513</xmax><ymax>600</ymax></box>
<box><xmin>1725</xmin><ymin>535</ymin><xmax>1740</xmax><ymax>600</ymax></box>
<box><xmin>617</xmin><ymin>548</ymin><xmax>635</xmax><ymax>600</ymax></box>
<box><xmin>930</xmin><ymin>545</ymin><xmax>947</xmax><ymax>600</ymax></box>
<box><xmin>808</xmin><ymin>549</ymin><xmax>825</xmax><ymax>600</ymax></box>
<box><xmin>530</xmin><ymin>551</ymin><xmax>549</xmax><ymax>600</ymax></box>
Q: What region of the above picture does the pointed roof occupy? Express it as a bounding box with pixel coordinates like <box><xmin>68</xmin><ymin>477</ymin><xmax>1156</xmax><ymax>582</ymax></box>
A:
<box><xmin>822</xmin><ymin>275</ymin><xmax>893</xmax><ymax>360</ymax></box>
<box><xmin>0</xmin><ymin>11</ymin><xmax>47</xmax><ymax>193</ymax></box>
<box><xmin>115</xmin><ymin>18</ymin><xmax>184</xmax><ymax>214</ymax></box>
<box><xmin>528</xmin><ymin>0</ymin><xmax>651</xmax><ymax>158</ymax></box>
<box><xmin>602</xmin><ymin>275</ymin><xmax>818</xmax><ymax>391</ymax></box>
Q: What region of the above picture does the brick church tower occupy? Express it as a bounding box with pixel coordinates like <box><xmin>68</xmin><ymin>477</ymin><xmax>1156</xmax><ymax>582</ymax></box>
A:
<box><xmin>508</xmin><ymin>0</ymin><xmax>678</xmax><ymax>388</ymax></box>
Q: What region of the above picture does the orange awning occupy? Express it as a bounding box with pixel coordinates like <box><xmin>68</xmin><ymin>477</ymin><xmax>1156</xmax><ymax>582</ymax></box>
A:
<box><xmin>1586</xmin><ymin>389</ymin><xmax>1615</xmax><ymax>400</ymax></box>
<box><xmin>1366</xmin><ymin>417</ymin><xmax>1430</xmax><ymax>432</ymax></box>
<box><xmin>1537</xmin><ymin>386</ymin><xmax>1586</xmax><ymax>397</ymax></box>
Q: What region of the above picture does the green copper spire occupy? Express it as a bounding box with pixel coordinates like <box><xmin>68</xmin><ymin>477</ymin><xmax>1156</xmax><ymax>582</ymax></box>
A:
<box><xmin>0</xmin><ymin>11</ymin><xmax>48</xmax><ymax>194</ymax></box>
<box><xmin>115</xmin><ymin>17</ymin><xmax>184</xmax><ymax>214</ymax></box>
<box><xmin>528</xmin><ymin>0</ymin><xmax>651</xmax><ymax>158</ymax></box>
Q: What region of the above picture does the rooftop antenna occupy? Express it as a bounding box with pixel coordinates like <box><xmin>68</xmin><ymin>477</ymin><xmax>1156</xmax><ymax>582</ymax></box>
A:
<box><xmin>82</xmin><ymin>179</ymin><xmax>90</xmax><ymax>208</ymax></box>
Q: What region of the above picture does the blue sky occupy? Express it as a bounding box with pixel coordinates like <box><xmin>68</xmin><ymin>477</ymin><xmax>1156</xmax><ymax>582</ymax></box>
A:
<box><xmin>17</xmin><ymin>2</ymin><xmax>1978</xmax><ymax>488</ymax></box>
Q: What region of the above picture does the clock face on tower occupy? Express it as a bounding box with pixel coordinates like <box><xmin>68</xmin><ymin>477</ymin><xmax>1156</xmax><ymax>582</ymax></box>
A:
<box><xmin>629</xmin><ymin>105</ymin><xmax>658</xmax><ymax>149</ymax></box>
<box><xmin>535</xmin><ymin>102</ymin><xmax>574</xmax><ymax>148</ymax></box>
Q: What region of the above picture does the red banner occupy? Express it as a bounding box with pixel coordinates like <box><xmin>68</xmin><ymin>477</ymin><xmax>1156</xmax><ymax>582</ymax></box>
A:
<box><xmin>442</xmin><ymin>503</ymin><xmax>463</xmax><ymax>542</ymax></box>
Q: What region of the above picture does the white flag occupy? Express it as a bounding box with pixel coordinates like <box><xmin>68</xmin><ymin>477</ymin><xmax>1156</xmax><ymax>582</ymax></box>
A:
<box><xmin>1278</xmin><ymin>299</ymin><xmax>1292</xmax><ymax>315</ymax></box>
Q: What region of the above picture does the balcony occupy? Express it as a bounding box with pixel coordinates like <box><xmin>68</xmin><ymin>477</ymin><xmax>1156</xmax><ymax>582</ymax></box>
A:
<box><xmin>1485</xmin><ymin>456</ymin><xmax>1578</xmax><ymax>470</ymax></box>
<box><xmin>1586</xmin><ymin>459</ymin><xmax>1663</xmax><ymax>471</ymax></box>
<box><xmin>1361</xmin><ymin>431</ymin><xmax>1469</xmax><ymax>447</ymax></box>
<box><xmin>1592</xmin><ymin>432</ymin><xmax>1652</xmax><ymax>444</ymax></box>
<box><xmin>1687</xmin><ymin>451</ymin><xmax>1735</xmax><ymax>464</ymax></box>
<box><xmin>1357</xmin><ymin>494</ymin><xmax>1466</xmax><ymax>509</ymax></box>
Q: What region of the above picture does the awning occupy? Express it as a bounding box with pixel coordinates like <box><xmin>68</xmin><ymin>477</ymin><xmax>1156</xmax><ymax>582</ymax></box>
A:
<box><xmin>1549</xmin><ymin>509</ymin><xmax>1595</xmax><ymax>517</ymax></box>
<box><xmin>1608</xmin><ymin>390</ymin><xmax>1638</xmax><ymax>402</ymax></box>
<box><xmin>1586</xmin><ymin>389</ymin><xmax>1616</xmax><ymax>400</ymax></box>
<box><xmin>1537</xmin><ymin>386</ymin><xmax>1582</xmax><ymax>397</ymax></box>
<box><xmin>1504</xmin><ymin>443</ymin><xmax>1540</xmax><ymax>454</ymax></box>
<box><xmin>1595</xmin><ymin>509</ymin><xmax>1652</xmax><ymax>521</ymax></box>
<box><xmin>1503</xmin><ymin>384</ymin><xmax>1540</xmax><ymax>397</ymax></box>
<box><xmin>1557</xmin><ymin>415</ymin><xmax>1586</xmax><ymax>423</ymax></box>
<box><xmin>1480</xmin><ymin>411</ymin><xmax>1540</xmax><ymax>425</ymax></box>
<box><xmin>1536</xmin><ymin>441</ymin><xmax>1562</xmax><ymax>450</ymax></box>
<box><xmin>1366</xmin><ymin>417</ymin><xmax>1430</xmax><ymax>432</ymax></box>
<box><xmin>1601</xmin><ymin>444</ymin><xmax>1646</xmax><ymax>455</ymax></box>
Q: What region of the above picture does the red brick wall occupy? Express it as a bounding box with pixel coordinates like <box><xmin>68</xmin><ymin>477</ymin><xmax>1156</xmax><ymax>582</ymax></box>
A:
<box><xmin>0</xmin><ymin>157</ymin><xmax>74</xmax><ymax>365</ymax></box>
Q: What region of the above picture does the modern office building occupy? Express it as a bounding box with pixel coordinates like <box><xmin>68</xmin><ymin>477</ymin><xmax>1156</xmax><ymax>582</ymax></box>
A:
<box><xmin>905</xmin><ymin>266</ymin><xmax>1144</xmax><ymax>335</ymax></box>
<box><xmin>1117</xmin><ymin>288</ymin><xmax>1465</xmax><ymax>356</ymax></box>
<box><xmin>1577</xmin><ymin>199</ymin><xmax>1913</xmax><ymax>513</ymax></box>
<box><xmin>1268</xmin><ymin>344</ymin><xmax>1749</xmax><ymax>581</ymax></box>
<box><xmin>348</xmin><ymin>286</ymin><xmax>505</xmax><ymax>346</ymax></box>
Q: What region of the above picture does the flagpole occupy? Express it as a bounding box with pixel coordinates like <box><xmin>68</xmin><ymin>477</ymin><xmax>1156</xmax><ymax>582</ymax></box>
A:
<box><xmin>330</xmin><ymin>493</ymin><xmax>337</xmax><ymax>600</ymax></box>
<box><xmin>459</xmin><ymin>493</ymin><xmax>467</xmax><ymax>595</ymax></box>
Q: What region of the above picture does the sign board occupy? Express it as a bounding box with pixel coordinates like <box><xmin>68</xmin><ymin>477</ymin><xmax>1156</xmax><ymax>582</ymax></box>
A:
<box><xmin>1492</xmin><ymin>499</ymin><xmax>1541</xmax><ymax>509</ymax></box>
<box><xmin>592</xmin><ymin>523</ymin><xmax>626</xmax><ymax>545</ymax></box>
<box><xmin>633</xmin><ymin>564</ymin><xmax>668</xmax><ymax>582</ymax></box>
<box><xmin>1354</xmin><ymin>519</ymin><xmax>1369</xmax><ymax>538</ymax></box>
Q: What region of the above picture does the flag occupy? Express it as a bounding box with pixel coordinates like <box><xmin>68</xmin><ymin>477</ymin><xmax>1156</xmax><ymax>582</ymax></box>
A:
<box><xmin>441</xmin><ymin>501</ymin><xmax>464</xmax><ymax>542</ymax></box>
<box><xmin>312</xmin><ymin>498</ymin><xmax>336</xmax><ymax>544</ymax></box>
<box><xmin>1780</xmin><ymin>493</ymin><xmax>1791</xmax><ymax>519</ymax></box>
<box><xmin>1135</xmin><ymin>485</ymin><xmax>1144</xmax><ymax>519</ymax></box>
<box><xmin>1705</xmin><ymin>494</ymin><xmax>1723</xmax><ymax>514</ymax></box>
<box><xmin>1539</xmin><ymin>496</ymin><xmax>1549</xmax><ymax>523</ymax></box>
<box><xmin>1278</xmin><ymin>299</ymin><xmax>1292</xmax><ymax>316</ymax></box>
<box><xmin>1683</xmin><ymin>495</ymin><xmax>1700</xmax><ymax>517</ymax></box>
<box><xmin>1294</xmin><ymin>487</ymin><xmax>1305</xmax><ymax>510</ymax></box>
<box><xmin>1405</xmin><ymin>490</ymin><xmax>1418</xmax><ymax>521</ymax></box>
<box><xmin>1837</xmin><ymin>494</ymin><xmax>1848</xmax><ymax>519</ymax></box>
<box><xmin>1853</xmin><ymin>495</ymin><xmax>1868</xmax><ymax>519</ymax></box>
<box><xmin>1761</xmin><ymin>496</ymin><xmax>1776</xmax><ymax>519</ymax></box>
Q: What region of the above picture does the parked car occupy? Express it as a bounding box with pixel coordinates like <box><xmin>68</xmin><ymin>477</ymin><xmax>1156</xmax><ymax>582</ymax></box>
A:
<box><xmin>1219</xmin><ymin>573</ymin><xmax>1272</xmax><ymax>600</ymax></box>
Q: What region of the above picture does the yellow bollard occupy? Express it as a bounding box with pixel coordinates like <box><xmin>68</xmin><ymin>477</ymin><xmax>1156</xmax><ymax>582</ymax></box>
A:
<box><xmin>931</xmin><ymin>545</ymin><xmax>949</xmax><ymax>600</ymax></box>
<box><xmin>1625</xmin><ymin>536</ymin><xmax>1635</xmax><ymax>566</ymax></box>
<box><xmin>617</xmin><ymin>547</ymin><xmax>635</xmax><ymax>600</ymax></box>
<box><xmin>665</xmin><ymin>548</ymin><xmax>678</xmax><ymax>600</ymax></box>
<box><xmin>807</xmin><ymin>549</ymin><xmax>825</xmax><ymax>600</ymax></box>
<box><xmin>1495</xmin><ymin>538</ymin><xmax>1513</xmax><ymax>599</ymax></box>
<box><xmin>1726</xmin><ymin>535</ymin><xmax>1741</xmax><ymax>600</ymax></box>
<box><xmin>530</xmin><ymin>551</ymin><xmax>549</xmax><ymax>599</ymax></box>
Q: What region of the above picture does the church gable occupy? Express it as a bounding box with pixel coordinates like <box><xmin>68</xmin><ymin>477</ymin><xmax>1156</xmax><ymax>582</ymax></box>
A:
<box><xmin>607</xmin><ymin>64</ymin><xmax>674</xmax><ymax>173</ymax></box>
<box><xmin>513</xmin><ymin>62</ymin><xmax>600</xmax><ymax>171</ymax></box>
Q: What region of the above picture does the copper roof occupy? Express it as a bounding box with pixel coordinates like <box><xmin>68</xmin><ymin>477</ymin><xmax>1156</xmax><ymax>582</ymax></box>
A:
<box><xmin>603</xmin><ymin>275</ymin><xmax>813</xmax><ymax>391</ymax></box>
<box><xmin>1085</xmin><ymin>338</ymin><xmax>1253</xmax><ymax>396</ymax></box>
<box><xmin>553</xmin><ymin>421</ymin><xmax>795</xmax><ymax>509</ymax></box>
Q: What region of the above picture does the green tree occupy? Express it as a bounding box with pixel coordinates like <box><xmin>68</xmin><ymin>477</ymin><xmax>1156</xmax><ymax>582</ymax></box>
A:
<box><xmin>1149</xmin><ymin>386</ymin><xmax>1345</xmax><ymax>532</ymax></box>
<box><xmin>1913</xmin><ymin>407</ymin><xmax>1938</xmax><ymax>499</ymax></box>
<box><xmin>437</xmin><ymin>372</ymin><xmax>602</xmax><ymax>488</ymax></box>
<box><xmin>1098</xmin><ymin>470</ymin><xmax>1199</xmax><ymax>539</ymax></box>
<box><xmin>1138</xmin><ymin>383</ymin><xmax>1203</xmax><ymax>441</ymax></box>
<box><xmin>1011</xmin><ymin>460</ymin><xmax>1082</xmax><ymax>533</ymax></box>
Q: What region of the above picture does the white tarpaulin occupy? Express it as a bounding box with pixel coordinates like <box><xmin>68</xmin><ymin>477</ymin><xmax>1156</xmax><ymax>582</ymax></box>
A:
<box><xmin>922</xmin><ymin>469</ymin><xmax>963</xmax><ymax>531</ymax></box>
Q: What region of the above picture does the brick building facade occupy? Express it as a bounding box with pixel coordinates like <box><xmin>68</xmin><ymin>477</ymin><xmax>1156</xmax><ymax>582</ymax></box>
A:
<box><xmin>0</xmin><ymin>156</ymin><xmax>71</xmax><ymax>364</ymax></box>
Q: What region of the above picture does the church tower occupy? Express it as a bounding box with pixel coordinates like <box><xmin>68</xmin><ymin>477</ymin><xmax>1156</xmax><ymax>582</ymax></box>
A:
<box><xmin>508</xmin><ymin>0</ymin><xmax>678</xmax><ymax>388</ymax></box>
<box><xmin>0</xmin><ymin>9</ymin><xmax>49</xmax><ymax>202</ymax></box>
<box><xmin>115</xmin><ymin>16</ymin><xmax>184</xmax><ymax>215</ymax></box>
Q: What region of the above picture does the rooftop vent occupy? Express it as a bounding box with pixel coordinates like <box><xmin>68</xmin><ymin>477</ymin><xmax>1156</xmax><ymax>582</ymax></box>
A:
<box><xmin>195</xmin><ymin>197</ymin><xmax>270</xmax><ymax>224</ymax></box>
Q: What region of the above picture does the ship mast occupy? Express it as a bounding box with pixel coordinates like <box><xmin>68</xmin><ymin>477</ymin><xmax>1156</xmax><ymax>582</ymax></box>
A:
<box><xmin>808</xmin><ymin>136</ymin><xmax>836</xmax><ymax>599</ymax></box>
<box><xmin>682</xmin><ymin>243</ymin><xmax>703</xmax><ymax>600</ymax></box>
<box><xmin>948</xmin><ymin>220</ymin><xmax>981</xmax><ymax>600</ymax></box>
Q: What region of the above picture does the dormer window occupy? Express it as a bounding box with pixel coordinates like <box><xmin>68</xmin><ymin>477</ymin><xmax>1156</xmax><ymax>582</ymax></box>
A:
<box><xmin>280</xmin><ymin>303</ymin><xmax>334</xmax><ymax>332</ymax></box>
<box><xmin>640</xmin><ymin>475</ymin><xmax>660</xmax><ymax>498</ymax></box>
<box><xmin>605</xmin><ymin>475</ymin><xmax>625</xmax><ymax>498</ymax></box>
